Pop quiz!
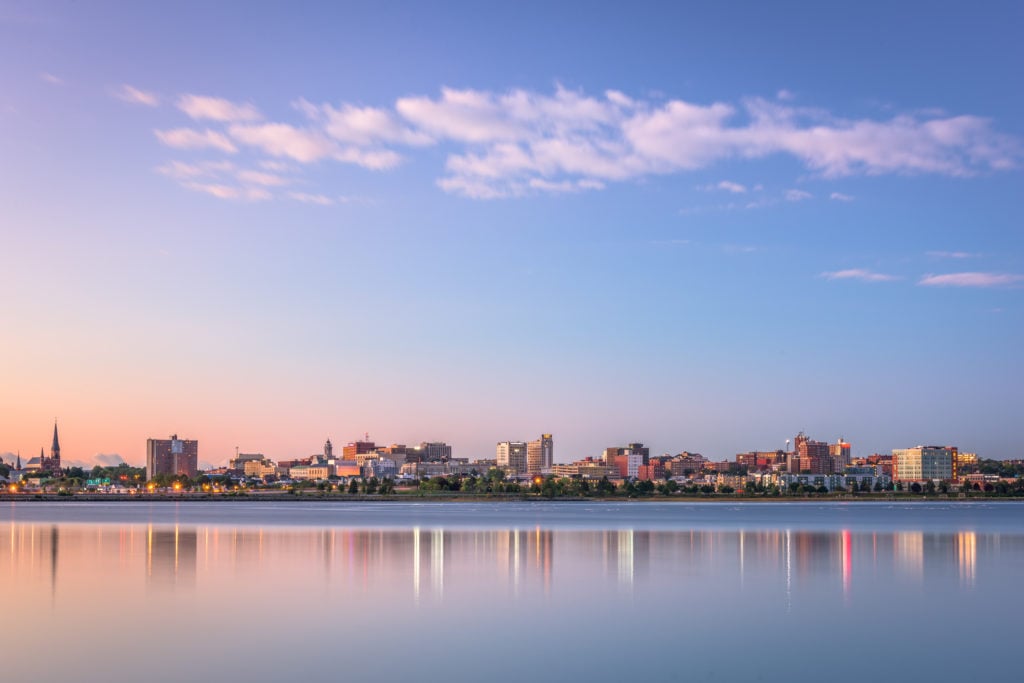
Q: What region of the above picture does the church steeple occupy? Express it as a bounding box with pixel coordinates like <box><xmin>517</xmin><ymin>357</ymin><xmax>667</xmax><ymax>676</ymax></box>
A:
<box><xmin>51</xmin><ymin>421</ymin><xmax>60</xmax><ymax>459</ymax></box>
<box><xmin>16</xmin><ymin>451</ymin><xmax>21</xmax><ymax>470</ymax></box>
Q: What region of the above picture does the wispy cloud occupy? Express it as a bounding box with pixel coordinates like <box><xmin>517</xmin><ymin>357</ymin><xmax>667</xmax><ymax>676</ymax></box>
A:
<box><xmin>288</xmin><ymin>192</ymin><xmax>335</xmax><ymax>206</ymax></box>
<box><xmin>829</xmin><ymin>192</ymin><xmax>854</xmax><ymax>202</ymax></box>
<box><xmin>822</xmin><ymin>269</ymin><xmax>900</xmax><ymax>282</ymax></box>
<box><xmin>182</xmin><ymin>182</ymin><xmax>270</xmax><ymax>201</ymax></box>
<box><xmin>700</xmin><ymin>180</ymin><xmax>747</xmax><ymax>193</ymax></box>
<box><xmin>926</xmin><ymin>250</ymin><xmax>978</xmax><ymax>259</ymax></box>
<box><xmin>177</xmin><ymin>94</ymin><xmax>261</xmax><ymax>122</ymax></box>
<box><xmin>155</xmin><ymin>128</ymin><xmax>237</xmax><ymax>153</ymax></box>
<box><xmin>39</xmin><ymin>72</ymin><xmax>63</xmax><ymax>85</ymax></box>
<box><xmin>114</xmin><ymin>84</ymin><xmax>158</xmax><ymax>107</ymax></box>
<box><xmin>918</xmin><ymin>272</ymin><xmax>1023</xmax><ymax>287</ymax></box>
<box><xmin>139</xmin><ymin>84</ymin><xmax>1021</xmax><ymax>201</ymax></box>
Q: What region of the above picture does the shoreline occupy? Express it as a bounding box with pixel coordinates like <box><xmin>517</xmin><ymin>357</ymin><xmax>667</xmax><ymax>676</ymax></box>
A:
<box><xmin>1</xmin><ymin>493</ymin><xmax>1020</xmax><ymax>503</ymax></box>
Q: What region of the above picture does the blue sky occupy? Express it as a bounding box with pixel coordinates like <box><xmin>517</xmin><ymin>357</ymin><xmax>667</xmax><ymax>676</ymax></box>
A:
<box><xmin>1</xmin><ymin>1</ymin><xmax>1022</xmax><ymax>465</ymax></box>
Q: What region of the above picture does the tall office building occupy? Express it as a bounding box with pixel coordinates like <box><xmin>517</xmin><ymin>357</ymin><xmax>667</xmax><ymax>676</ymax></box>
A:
<box><xmin>527</xmin><ymin>434</ymin><xmax>554</xmax><ymax>475</ymax></box>
<box><xmin>496</xmin><ymin>441</ymin><xmax>528</xmax><ymax>475</ymax></box>
<box><xmin>146</xmin><ymin>435</ymin><xmax>199</xmax><ymax>480</ymax></box>
<box><xmin>829</xmin><ymin>438</ymin><xmax>852</xmax><ymax>472</ymax></box>
<box><xmin>343</xmin><ymin>441</ymin><xmax>376</xmax><ymax>459</ymax></box>
<box><xmin>792</xmin><ymin>432</ymin><xmax>831</xmax><ymax>474</ymax></box>
<box><xmin>892</xmin><ymin>446</ymin><xmax>956</xmax><ymax>482</ymax></box>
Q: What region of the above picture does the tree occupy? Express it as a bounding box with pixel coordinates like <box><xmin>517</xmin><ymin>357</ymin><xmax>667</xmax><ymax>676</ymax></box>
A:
<box><xmin>348</xmin><ymin>479</ymin><xmax>359</xmax><ymax>494</ymax></box>
<box><xmin>596</xmin><ymin>477</ymin><xmax>616</xmax><ymax>496</ymax></box>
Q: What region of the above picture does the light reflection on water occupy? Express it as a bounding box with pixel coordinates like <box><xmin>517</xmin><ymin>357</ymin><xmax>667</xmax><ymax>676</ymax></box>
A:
<box><xmin>2</xmin><ymin>506</ymin><xmax>1021</xmax><ymax>682</ymax></box>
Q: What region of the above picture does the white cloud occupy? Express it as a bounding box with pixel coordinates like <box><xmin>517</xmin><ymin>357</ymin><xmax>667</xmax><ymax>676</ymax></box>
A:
<box><xmin>228</xmin><ymin>123</ymin><xmax>333</xmax><ymax>162</ymax></box>
<box><xmin>830</xmin><ymin>192</ymin><xmax>854</xmax><ymax>201</ymax></box>
<box><xmin>288</xmin><ymin>192</ymin><xmax>334</xmax><ymax>205</ymax></box>
<box><xmin>822</xmin><ymin>269</ymin><xmax>900</xmax><ymax>282</ymax></box>
<box><xmin>918</xmin><ymin>272</ymin><xmax>1023</xmax><ymax>287</ymax></box>
<box><xmin>182</xmin><ymin>182</ymin><xmax>271</xmax><ymax>201</ymax></box>
<box><xmin>115</xmin><ymin>84</ymin><xmax>158</xmax><ymax>106</ymax></box>
<box><xmin>40</xmin><ymin>72</ymin><xmax>63</xmax><ymax>85</ymax></box>
<box><xmin>155</xmin><ymin>128</ymin><xmax>237</xmax><ymax>153</ymax></box>
<box><xmin>177</xmin><ymin>94</ymin><xmax>261</xmax><ymax>122</ymax></box>
<box><xmin>699</xmin><ymin>180</ymin><xmax>747</xmax><ymax>193</ymax></box>
<box><xmin>926</xmin><ymin>250</ymin><xmax>978</xmax><ymax>259</ymax></box>
<box><xmin>143</xmin><ymin>84</ymin><xmax>1021</xmax><ymax>201</ymax></box>
<box><xmin>237</xmin><ymin>169</ymin><xmax>290</xmax><ymax>186</ymax></box>
<box><xmin>156</xmin><ymin>159</ymin><xmax>236</xmax><ymax>180</ymax></box>
<box><xmin>776</xmin><ymin>89</ymin><xmax>795</xmax><ymax>101</ymax></box>
<box><xmin>319</xmin><ymin>102</ymin><xmax>433</xmax><ymax>146</ymax></box>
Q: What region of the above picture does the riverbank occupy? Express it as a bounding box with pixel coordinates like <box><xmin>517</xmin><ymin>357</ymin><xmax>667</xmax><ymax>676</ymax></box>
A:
<box><xmin>1</xmin><ymin>491</ymin><xmax>1019</xmax><ymax>503</ymax></box>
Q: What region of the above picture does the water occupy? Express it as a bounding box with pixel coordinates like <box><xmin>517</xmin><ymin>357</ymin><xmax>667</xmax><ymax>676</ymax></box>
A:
<box><xmin>2</xmin><ymin>501</ymin><xmax>1021</xmax><ymax>682</ymax></box>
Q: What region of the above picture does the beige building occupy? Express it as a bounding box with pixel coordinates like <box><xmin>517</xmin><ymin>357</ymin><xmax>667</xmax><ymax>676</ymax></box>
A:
<box><xmin>496</xmin><ymin>441</ymin><xmax>528</xmax><ymax>475</ymax></box>
<box><xmin>289</xmin><ymin>464</ymin><xmax>331</xmax><ymax>481</ymax></box>
<box><xmin>892</xmin><ymin>446</ymin><xmax>955</xmax><ymax>482</ymax></box>
<box><xmin>526</xmin><ymin>434</ymin><xmax>553</xmax><ymax>475</ymax></box>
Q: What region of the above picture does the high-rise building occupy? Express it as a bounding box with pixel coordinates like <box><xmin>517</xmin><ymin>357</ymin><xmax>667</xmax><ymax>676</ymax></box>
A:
<box><xmin>603</xmin><ymin>443</ymin><xmax>649</xmax><ymax>479</ymax></box>
<box><xmin>526</xmin><ymin>434</ymin><xmax>553</xmax><ymax>475</ymax></box>
<box><xmin>829</xmin><ymin>438</ymin><xmax>852</xmax><ymax>472</ymax></box>
<box><xmin>496</xmin><ymin>441</ymin><xmax>528</xmax><ymax>475</ymax></box>
<box><xmin>892</xmin><ymin>446</ymin><xmax>956</xmax><ymax>482</ymax></box>
<box><xmin>792</xmin><ymin>432</ymin><xmax>831</xmax><ymax>474</ymax></box>
<box><xmin>417</xmin><ymin>442</ymin><xmax>453</xmax><ymax>462</ymax></box>
<box><xmin>146</xmin><ymin>435</ymin><xmax>199</xmax><ymax>480</ymax></box>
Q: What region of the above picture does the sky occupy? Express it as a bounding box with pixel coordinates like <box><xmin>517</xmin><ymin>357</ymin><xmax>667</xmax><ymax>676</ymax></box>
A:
<box><xmin>1</xmin><ymin>0</ymin><xmax>1022</xmax><ymax>467</ymax></box>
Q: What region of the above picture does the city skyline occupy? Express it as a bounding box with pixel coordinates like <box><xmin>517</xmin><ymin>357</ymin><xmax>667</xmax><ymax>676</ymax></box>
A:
<box><xmin>2</xmin><ymin>2</ymin><xmax>1022</xmax><ymax>465</ymax></box>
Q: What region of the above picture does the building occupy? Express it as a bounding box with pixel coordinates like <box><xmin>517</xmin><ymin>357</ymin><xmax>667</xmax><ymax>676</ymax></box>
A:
<box><xmin>604</xmin><ymin>443</ymin><xmax>649</xmax><ymax>479</ymax></box>
<box><xmin>496</xmin><ymin>441</ymin><xmax>528</xmax><ymax>475</ymax></box>
<box><xmin>343</xmin><ymin>441</ymin><xmax>376</xmax><ymax>459</ymax></box>
<box><xmin>146</xmin><ymin>435</ymin><xmax>199</xmax><ymax>480</ymax></box>
<box><xmin>324</xmin><ymin>439</ymin><xmax>333</xmax><ymax>459</ymax></box>
<box><xmin>791</xmin><ymin>432</ymin><xmax>831</xmax><ymax>474</ymax></box>
<box><xmin>416</xmin><ymin>442</ymin><xmax>452</xmax><ymax>462</ymax></box>
<box><xmin>829</xmin><ymin>439</ymin><xmax>852</xmax><ymax>472</ymax></box>
<box><xmin>243</xmin><ymin>458</ymin><xmax>278</xmax><ymax>479</ymax></box>
<box><xmin>892</xmin><ymin>446</ymin><xmax>956</xmax><ymax>482</ymax></box>
<box><xmin>229</xmin><ymin>452</ymin><xmax>264</xmax><ymax>470</ymax></box>
<box><xmin>526</xmin><ymin>434</ymin><xmax>554</xmax><ymax>475</ymax></box>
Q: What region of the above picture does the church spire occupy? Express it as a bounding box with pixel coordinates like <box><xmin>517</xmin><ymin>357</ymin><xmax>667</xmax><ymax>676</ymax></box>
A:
<box><xmin>16</xmin><ymin>451</ymin><xmax>21</xmax><ymax>470</ymax></box>
<box><xmin>52</xmin><ymin>421</ymin><xmax>60</xmax><ymax>458</ymax></box>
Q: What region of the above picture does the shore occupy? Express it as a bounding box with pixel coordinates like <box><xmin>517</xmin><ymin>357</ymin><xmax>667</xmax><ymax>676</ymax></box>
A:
<box><xmin>1</xmin><ymin>492</ymin><xmax>1017</xmax><ymax>503</ymax></box>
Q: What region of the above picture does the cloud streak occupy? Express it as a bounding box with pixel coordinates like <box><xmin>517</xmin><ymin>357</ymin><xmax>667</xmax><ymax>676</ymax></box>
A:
<box><xmin>115</xmin><ymin>84</ymin><xmax>158</xmax><ymax>106</ymax></box>
<box><xmin>822</xmin><ymin>269</ymin><xmax>900</xmax><ymax>282</ymax></box>
<box><xmin>918</xmin><ymin>272</ymin><xmax>1023</xmax><ymax>287</ymax></box>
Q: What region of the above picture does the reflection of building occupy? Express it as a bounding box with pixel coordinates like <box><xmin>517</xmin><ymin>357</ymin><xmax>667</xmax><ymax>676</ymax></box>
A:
<box><xmin>147</xmin><ymin>526</ymin><xmax>196</xmax><ymax>588</ymax></box>
<box><xmin>146</xmin><ymin>435</ymin><xmax>198</xmax><ymax>480</ymax></box>
<box><xmin>892</xmin><ymin>446</ymin><xmax>956</xmax><ymax>482</ymax></box>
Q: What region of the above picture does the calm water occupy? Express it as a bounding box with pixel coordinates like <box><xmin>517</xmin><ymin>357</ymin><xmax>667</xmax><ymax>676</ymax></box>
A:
<box><xmin>2</xmin><ymin>501</ymin><xmax>1021</xmax><ymax>682</ymax></box>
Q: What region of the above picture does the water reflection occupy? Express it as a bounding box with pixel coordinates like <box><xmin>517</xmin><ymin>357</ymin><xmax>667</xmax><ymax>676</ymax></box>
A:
<box><xmin>0</xmin><ymin>521</ymin><xmax>1019</xmax><ymax>683</ymax></box>
<box><xmin>0</xmin><ymin>524</ymin><xmax>1000</xmax><ymax>604</ymax></box>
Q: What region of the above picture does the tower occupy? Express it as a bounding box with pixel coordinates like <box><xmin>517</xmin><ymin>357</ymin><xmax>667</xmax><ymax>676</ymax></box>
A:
<box><xmin>50</xmin><ymin>421</ymin><xmax>61</xmax><ymax>469</ymax></box>
<box><xmin>324</xmin><ymin>438</ymin><xmax>333</xmax><ymax>459</ymax></box>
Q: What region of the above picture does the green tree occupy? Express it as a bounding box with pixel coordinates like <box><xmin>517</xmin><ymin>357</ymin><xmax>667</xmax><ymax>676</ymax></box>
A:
<box><xmin>348</xmin><ymin>479</ymin><xmax>359</xmax><ymax>494</ymax></box>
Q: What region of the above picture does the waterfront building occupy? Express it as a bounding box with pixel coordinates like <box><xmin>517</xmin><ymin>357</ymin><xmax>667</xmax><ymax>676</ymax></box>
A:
<box><xmin>363</xmin><ymin>457</ymin><xmax>397</xmax><ymax>479</ymax></box>
<box><xmin>526</xmin><ymin>434</ymin><xmax>554</xmax><ymax>475</ymax></box>
<box><xmin>289</xmin><ymin>464</ymin><xmax>330</xmax><ymax>481</ymax></box>
<box><xmin>829</xmin><ymin>438</ymin><xmax>852</xmax><ymax>472</ymax></box>
<box><xmin>343</xmin><ymin>441</ymin><xmax>376</xmax><ymax>459</ymax></box>
<box><xmin>496</xmin><ymin>441</ymin><xmax>528</xmax><ymax>475</ymax></box>
<box><xmin>416</xmin><ymin>442</ymin><xmax>453</xmax><ymax>461</ymax></box>
<box><xmin>892</xmin><ymin>446</ymin><xmax>956</xmax><ymax>482</ymax></box>
<box><xmin>243</xmin><ymin>458</ymin><xmax>278</xmax><ymax>479</ymax></box>
<box><xmin>146</xmin><ymin>435</ymin><xmax>198</xmax><ymax>480</ymax></box>
<box><xmin>791</xmin><ymin>432</ymin><xmax>831</xmax><ymax>474</ymax></box>
<box><xmin>229</xmin><ymin>452</ymin><xmax>264</xmax><ymax>470</ymax></box>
